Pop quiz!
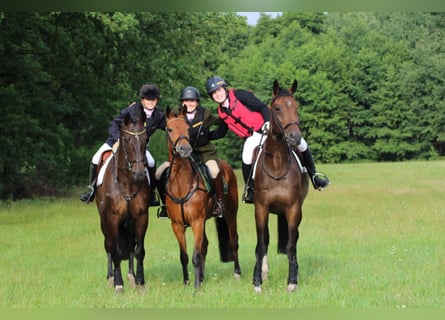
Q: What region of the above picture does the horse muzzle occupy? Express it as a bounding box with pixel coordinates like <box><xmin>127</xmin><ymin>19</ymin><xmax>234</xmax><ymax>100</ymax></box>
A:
<box><xmin>175</xmin><ymin>144</ymin><xmax>193</xmax><ymax>158</ymax></box>
<box><xmin>286</xmin><ymin>131</ymin><xmax>302</xmax><ymax>148</ymax></box>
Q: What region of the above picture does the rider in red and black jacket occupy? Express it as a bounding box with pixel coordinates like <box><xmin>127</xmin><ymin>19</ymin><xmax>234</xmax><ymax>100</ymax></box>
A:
<box><xmin>206</xmin><ymin>76</ymin><xmax>329</xmax><ymax>203</ymax></box>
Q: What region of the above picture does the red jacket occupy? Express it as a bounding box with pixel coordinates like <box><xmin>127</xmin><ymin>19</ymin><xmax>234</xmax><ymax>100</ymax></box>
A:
<box><xmin>217</xmin><ymin>89</ymin><xmax>266</xmax><ymax>138</ymax></box>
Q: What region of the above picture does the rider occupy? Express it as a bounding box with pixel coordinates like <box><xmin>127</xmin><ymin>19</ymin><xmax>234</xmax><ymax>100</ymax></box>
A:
<box><xmin>205</xmin><ymin>76</ymin><xmax>330</xmax><ymax>203</ymax></box>
<box><xmin>156</xmin><ymin>86</ymin><xmax>226</xmax><ymax>219</ymax></box>
<box><xmin>80</xmin><ymin>83</ymin><xmax>166</xmax><ymax>206</ymax></box>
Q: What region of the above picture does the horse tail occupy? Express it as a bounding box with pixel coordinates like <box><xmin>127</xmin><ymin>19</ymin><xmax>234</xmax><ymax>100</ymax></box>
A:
<box><xmin>214</xmin><ymin>218</ymin><xmax>234</xmax><ymax>262</ymax></box>
<box><xmin>277</xmin><ymin>214</ymin><xmax>288</xmax><ymax>254</ymax></box>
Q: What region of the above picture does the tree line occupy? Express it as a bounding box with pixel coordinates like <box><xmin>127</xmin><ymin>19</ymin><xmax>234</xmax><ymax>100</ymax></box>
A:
<box><xmin>0</xmin><ymin>12</ymin><xmax>443</xmax><ymax>199</ymax></box>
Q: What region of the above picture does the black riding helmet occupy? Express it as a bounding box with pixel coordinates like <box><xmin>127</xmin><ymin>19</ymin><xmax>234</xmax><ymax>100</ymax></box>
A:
<box><xmin>206</xmin><ymin>76</ymin><xmax>227</xmax><ymax>96</ymax></box>
<box><xmin>180</xmin><ymin>86</ymin><xmax>200</xmax><ymax>101</ymax></box>
<box><xmin>139</xmin><ymin>84</ymin><xmax>160</xmax><ymax>99</ymax></box>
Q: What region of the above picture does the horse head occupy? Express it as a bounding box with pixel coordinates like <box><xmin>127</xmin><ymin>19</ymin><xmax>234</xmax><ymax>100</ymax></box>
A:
<box><xmin>270</xmin><ymin>79</ymin><xmax>301</xmax><ymax>148</ymax></box>
<box><xmin>165</xmin><ymin>105</ymin><xmax>193</xmax><ymax>158</ymax></box>
<box><xmin>120</xmin><ymin>104</ymin><xmax>148</xmax><ymax>182</ymax></box>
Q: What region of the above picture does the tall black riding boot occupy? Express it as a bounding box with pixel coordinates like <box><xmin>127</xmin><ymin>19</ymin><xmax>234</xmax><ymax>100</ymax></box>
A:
<box><xmin>156</xmin><ymin>168</ymin><xmax>169</xmax><ymax>219</ymax></box>
<box><xmin>212</xmin><ymin>172</ymin><xmax>225</xmax><ymax>218</ymax></box>
<box><xmin>301</xmin><ymin>148</ymin><xmax>330</xmax><ymax>191</ymax></box>
<box><xmin>80</xmin><ymin>164</ymin><xmax>98</xmax><ymax>203</ymax></box>
<box><xmin>148</xmin><ymin>166</ymin><xmax>160</xmax><ymax>206</ymax></box>
<box><xmin>241</xmin><ymin>163</ymin><xmax>254</xmax><ymax>203</ymax></box>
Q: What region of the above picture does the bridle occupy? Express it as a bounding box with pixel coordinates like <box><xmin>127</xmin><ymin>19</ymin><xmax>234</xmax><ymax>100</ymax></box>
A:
<box><xmin>165</xmin><ymin>117</ymin><xmax>207</xmax><ymax>225</ymax></box>
<box><xmin>166</xmin><ymin>118</ymin><xmax>191</xmax><ymax>157</ymax></box>
<box><xmin>113</xmin><ymin>127</ymin><xmax>147</xmax><ymax>201</ymax></box>
<box><xmin>262</xmin><ymin>94</ymin><xmax>301</xmax><ymax>180</ymax></box>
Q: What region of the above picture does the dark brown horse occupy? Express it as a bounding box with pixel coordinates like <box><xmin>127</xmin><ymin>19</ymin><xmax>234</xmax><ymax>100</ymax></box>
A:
<box><xmin>95</xmin><ymin>104</ymin><xmax>150</xmax><ymax>293</ymax></box>
<box><xmin>164</xmin><ymin>105</ymin><xmax>241</xmax><ymax>288</ymax></box>
<box><xmin>252</xmin><ymin>80</ymin><xmax>309</xmax><ymax>293</ymax></box>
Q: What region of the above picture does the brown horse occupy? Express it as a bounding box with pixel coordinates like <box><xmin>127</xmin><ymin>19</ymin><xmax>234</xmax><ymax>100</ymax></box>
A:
<box><xmin>95</xmin><ymin>104</ymin><xmax>150</xmax><ymax>293</ymax></box>
<box><xmin>164</xmin><ymin>105</ymin><xmax>241</xmax><ymax>288</ymax></box>
<box><xmin>252</xmin><ymin>80</ymin><xmax>309</xmax><ymax>293</ymax></box>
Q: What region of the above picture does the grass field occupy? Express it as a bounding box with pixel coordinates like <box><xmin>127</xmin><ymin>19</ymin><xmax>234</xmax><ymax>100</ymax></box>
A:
<box><xmin>0</xmin><ymin>160</ymin><xmax>444</xmax><ymax>308</ymax></box>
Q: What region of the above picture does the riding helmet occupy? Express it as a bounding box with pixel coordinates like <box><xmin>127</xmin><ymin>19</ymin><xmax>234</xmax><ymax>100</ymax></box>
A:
<box><xmin>180</xmin><ymin>86</ymin><xmax>200</xmax><ymax>101</ymax></box>
<box><xmin>206</xmin><ymin>76</ymin><xmax>227</xmax><ymax>95</ymax></box>
<box><xmin>139</xmin><ymin>84</ymin><xmax>160</xmax><ymax>99</ymax></box>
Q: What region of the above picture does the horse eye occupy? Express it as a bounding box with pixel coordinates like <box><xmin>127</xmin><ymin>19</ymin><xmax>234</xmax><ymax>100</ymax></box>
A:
<box><xmin>167</xmin><ymin>127</ymin><xmax>172</xmax><ymax>133</ymax></box>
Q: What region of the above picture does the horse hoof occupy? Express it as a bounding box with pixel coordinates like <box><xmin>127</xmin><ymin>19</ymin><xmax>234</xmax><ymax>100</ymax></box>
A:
<box><xmin>233</xmin><ymin>273</ymin><xmax>241</xmax><ymax>281</ymax></box>
<box><xmin>254</xmin><ymin>286</ymin><xmax>262</xmax><ymax>294</ymax></box>
<box><xmin>115</xmin><ymin>285</ymin><xmax>124</xmax><ymax>294</ymax></box>
<box><xmin>287</xmin><ymin>284</ymin><xmax>298</xmax><ymax>292</ymax></box>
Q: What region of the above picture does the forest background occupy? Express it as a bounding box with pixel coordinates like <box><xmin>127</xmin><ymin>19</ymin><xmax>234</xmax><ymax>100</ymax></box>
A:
<box><xmin>0</xmin><ymin>12</ymin><xmax>444</xmax><ymax>200</ymax></box>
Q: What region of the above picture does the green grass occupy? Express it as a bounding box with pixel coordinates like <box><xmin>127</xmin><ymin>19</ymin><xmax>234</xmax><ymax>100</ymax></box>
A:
<box><xmin>0</xmin><ymin>160</ymin><xmax>444</xmax><ymax>308</ymax></box>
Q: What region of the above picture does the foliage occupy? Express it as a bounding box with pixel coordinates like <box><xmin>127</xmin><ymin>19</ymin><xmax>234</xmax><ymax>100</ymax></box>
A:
<box><xmin>0</xmin><ymin>12</ymin><xmax>444</xmax><ymax>199</ymax></box>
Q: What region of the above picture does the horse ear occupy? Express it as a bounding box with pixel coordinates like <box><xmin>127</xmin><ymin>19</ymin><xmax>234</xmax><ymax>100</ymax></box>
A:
<box><xmin>181</xmin><ymin>104</ymin><xmax>187</xmax><ymax>117</ymax></box>
<box><xmin>165</xmin><ymin>105</ymin><xmax>171</xmax><ymax>118</ymax></box>
<box><xmin>290</xmin><ymin>79</ymin><xmax>298</xmax><ymax>94</ymax></box>
<box><xmin>124</xmin><ymin>110</ymin><xmax>131</xmax><ymax>125</ymax></box>
<box><xmin>273</xmin><ymin>79</ymin><xmax>280</xmax><ymax>96</ymax></box>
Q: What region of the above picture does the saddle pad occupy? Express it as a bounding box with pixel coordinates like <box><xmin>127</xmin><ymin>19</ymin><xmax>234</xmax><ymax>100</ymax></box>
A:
<box><xmin>96</xmin><ymin>156</ymin><xmax>150</xmax><ymax>186</ymax></box>
<box><xmin>251</xmin><ymin>148</ymin><xmax>307</xmax><ymax>180</ymax></box>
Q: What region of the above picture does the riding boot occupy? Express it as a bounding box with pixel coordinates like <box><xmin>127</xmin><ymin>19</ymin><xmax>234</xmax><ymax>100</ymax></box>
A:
<box><xmin>156</xmin><ymin>168</ymin><xmax>169</xmax><ymax>219</ymax></box>
<box><xmin>80</xmin><ymin>164</ymin><xmax>98</xmax><ymax>203</ymax></box>
<box><xmin>242</xmin><ymin>162</ymin><xmax>254</xmax><ymax>203</ymax></box>
<box><xmin>148</xmin><ymin>166</ymin><xmax>160</xmax><ymax>206</ymax></box>
<box><xmin>212</xmin><ymin>172</ymin><xmax>225</xmax><ymax>218</ymax></box>
<box><xmin>301</xmin><ymin>148</ymin><xmax>330</xmax><ymax>191</ymax></box>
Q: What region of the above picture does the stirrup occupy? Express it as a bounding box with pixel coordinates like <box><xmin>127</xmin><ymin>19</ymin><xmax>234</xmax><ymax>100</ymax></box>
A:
<box><xmin>80</xmin><ymin>186</ymin><xmax>95</xmax><ymax>203</ymax></box>
<box><xmin>150</xmin><ymin>193</ymin><xmax>160</xmax><ymax>206</ymax></box>
<box><xmin>312</xmin><ymin>173</ymin><xmax>330</xmax><ymax>191</ymax></box>
<box><xmin>157</xmin><ymin>206</ymin><xmax>169</xmax><ymax>219</ymax></box>
<box><xmin>242</xmin><ymin>187</ymin><xmax>254</xmax><ymax>204</ymax></box>
<box><xmin>212</xmin><ymin>201</ymin><xmax>224</xmax><ymax>218</ymax></box>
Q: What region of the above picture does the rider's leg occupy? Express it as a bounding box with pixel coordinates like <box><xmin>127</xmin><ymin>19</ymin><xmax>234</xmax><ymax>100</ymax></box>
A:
<box><xmin>155</xmin><ymin>162</ymin><xmax>170</xmax><ymax>219</ymax></box>
<box><xmin>207</xmin><ymin>160</ymin><xmax>224</xmax><ymax>217</ymax></box>
<box><xmin>298</xmin><ymin>139</ymin><xmax>330</xmax><ymax>190</ymax></box>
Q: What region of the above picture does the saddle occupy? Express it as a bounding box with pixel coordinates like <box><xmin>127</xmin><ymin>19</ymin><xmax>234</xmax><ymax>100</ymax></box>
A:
<box><xmin>161</xmin><ymin>159</ymin><xmax>227</xmax><ymax>196</ymax></box>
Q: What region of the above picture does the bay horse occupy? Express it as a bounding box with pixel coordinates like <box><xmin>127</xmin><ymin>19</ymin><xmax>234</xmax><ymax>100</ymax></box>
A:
<box><xmin>95</xmin><ymin>104</ymin><xmax>150</xmax><ymax>293</ymax></box>
<box><xmin>164</xmin><ymin>105</ymin><xmax>241</xmax><ymax>288</ymax></box>
<box><xmin>252</xmin><ymin>79</ymin><xmax>309</xmax><ymax>293</ymax></box>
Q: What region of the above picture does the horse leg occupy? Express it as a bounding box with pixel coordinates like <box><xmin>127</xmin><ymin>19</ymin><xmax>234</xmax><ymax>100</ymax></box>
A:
<box><xmin>262</xmin><ymin>225</ymin><xmax>270</xmax><ymax>281</ymax></box>
<box><xmin>223</xmin><ymin>213</ymin><xmax>241</xmax><ymax>279</ymax></box>
<box><xmin>286</xmin><ymin>214</ymin><xmax>301</xmax><ymax>292</ymax></box>
<box><xmin>252</xmin><ymin>206</ymin><xmax>269</xmax><ymax>293</ymax></box>
<box><xmin>106</xmin><ymin>251</ymin><xmax>114</xmax><ymax>287</ymax></box>
<box><xmin>172</xmin><ymin>222</ymin><xmax>189</xmax><ymax>286</ymax></box>
<box><xmin>191</xmin><ymin>220</ymin><xmax>207</xmax><ymax>288</ymax></box>
<box><xmin>106</xmin><ymin>223</ymin><xmax>124</xmax><ymax>293</ymax></box>
<box><xmin>127</xmin><ymin>251</ymin><xmax>136</xmax><ymax>287</ymax></box>
<box><xmin>134</xmin><ymin>213</ymin><xmax>148</xmax><ymax>286</ymax></box>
